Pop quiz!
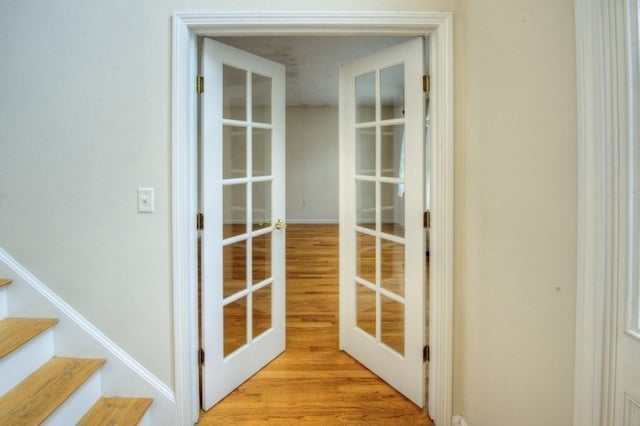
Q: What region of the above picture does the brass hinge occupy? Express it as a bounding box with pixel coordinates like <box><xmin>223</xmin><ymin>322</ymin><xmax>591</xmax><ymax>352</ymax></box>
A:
<box><xmin>423</xmin><ymin>210</ymin><xmax>431</xmax><ymax>229</ymax></box>
<box><xmin>423</xmin><ymin>345</ymin><xmax>430</xmax><ymax>362</ymax></box>
<box><xmin>423</xmin><ymin>75</ymin><xmax>431</xmax><ymax>93</ymax></box>
<box><xmin>196</xmin><ymin>75</ymin><xmax>204</xmax><ymax>94</ymax></box>
<box><xmin>197</xmin><ymin>213</ymin><xmax>204</xmax><ymax>230</ymax></box>
<box><xmin>199</xmin><ymin>348</ymin><xmax>205</xmax><ymax>366</ymax></box>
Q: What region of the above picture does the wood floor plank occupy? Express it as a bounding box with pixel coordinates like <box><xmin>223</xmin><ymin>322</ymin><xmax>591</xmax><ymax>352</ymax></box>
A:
<box><xmin>78</xmin><ymin>396</ymin><xmax>153</xmax><ymax>426</ymax></box>
<box><xmin>0</xmin><ymin>279</ymin><xmax>12</xmax><ymax>288</ymax></box>
<box><xmin>0</xmin><ymin>357</ymin><xmax>105</xmax><ymax>424</ymax></box>
<box><xmin>0</xmin><ymin>317</ymin><xmax>59</xmax><ymax>358</ymax></box>
<box><xmin>198</xmin><ymin>224</ymin><xmax>433</xmax><ymax>425</ymax></box>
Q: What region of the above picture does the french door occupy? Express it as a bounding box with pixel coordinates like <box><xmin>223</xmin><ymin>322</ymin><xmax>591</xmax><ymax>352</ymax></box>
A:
<box><xmin>339</xmin><ymin>37</ymin><xmax>426</xmax><ymax>407</ymax></box>
<box><xmin>200</xmin><ymin>39</ymin><xmax>286</xmax><ymax>410</ymax></box>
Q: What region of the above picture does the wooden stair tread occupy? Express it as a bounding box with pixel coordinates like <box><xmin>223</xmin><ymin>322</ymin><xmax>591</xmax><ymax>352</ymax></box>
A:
<box><xmin>78</xmin><ymin>397</ymin><xmax>153</xmax><ymax>425</ymax></box>
<box><xmin>0</xmin><ymin>357</ymin><xmax>105</xmax><ymax>424</ymax></box>
<box><xmin>0</xmin><ymin>317</ymin><xmax>59</xmax><ymax>358</ymax></box>
<box><xmin>0</xmin><ymin>279</ymin><xmax>12</xmax><ymax>288</ymax></box>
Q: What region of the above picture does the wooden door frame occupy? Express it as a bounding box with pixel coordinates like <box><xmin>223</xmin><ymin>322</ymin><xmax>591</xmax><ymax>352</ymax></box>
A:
<box><xmin>171</xmin><ymin>11</ymin><xmax>454</xmax><ymax>426</ymax></box>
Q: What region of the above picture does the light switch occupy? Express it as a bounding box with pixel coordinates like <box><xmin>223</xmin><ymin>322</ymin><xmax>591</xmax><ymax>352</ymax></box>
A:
<box><xmin>138</xmin><ymin>187</ymin><xmax>155</xmax><ymax>213</ymax></box>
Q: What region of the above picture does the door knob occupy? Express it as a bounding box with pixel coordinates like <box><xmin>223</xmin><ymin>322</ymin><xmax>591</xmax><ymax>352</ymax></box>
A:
<box><xmin>275</xmin><ymin>219</ymin><xmax>286</xmax><ymax>230</ymax></box>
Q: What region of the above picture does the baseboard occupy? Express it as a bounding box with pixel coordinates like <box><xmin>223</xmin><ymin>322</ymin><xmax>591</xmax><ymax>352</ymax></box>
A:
<box><xmin>0</xmin><ymin>246</ymin><xmax>177</xmax><ymax>424</ymax></box>
<box><xmin>452</xmin><ymin>415</ymin><xmax>469</xmax><ymax>426</ymax></box>
<box><xmin>286</xmin><ymin>218</ymin><xmax>339</xmax><ymax>224</ymax></box>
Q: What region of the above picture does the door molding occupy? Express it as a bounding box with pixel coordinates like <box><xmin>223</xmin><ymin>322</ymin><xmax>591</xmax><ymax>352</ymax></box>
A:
<box><xmin>171</xmin><ymin>11</ymin><xmax>454</xmax><ymax>425</ymax></box>
<box><xmin>573</xmin><ymin>0</ymin><xmax>634</xmax><ymax>424</ymax></box>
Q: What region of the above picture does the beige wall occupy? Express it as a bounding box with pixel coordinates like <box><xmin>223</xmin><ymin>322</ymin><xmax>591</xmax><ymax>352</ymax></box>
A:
<box><xmin>453</xmin><ymin>0</ymin><xmax>577</xmax><ymax>425</ymax></box>
<box><xmin>0</xmin><ymin>0</ymin><xmax>577</xmax><ymax>423</ymax></box>
<box><xmin>286</xmin><ymin>106</ymin><xmax>339</xmax><ymax>222</ymax></box>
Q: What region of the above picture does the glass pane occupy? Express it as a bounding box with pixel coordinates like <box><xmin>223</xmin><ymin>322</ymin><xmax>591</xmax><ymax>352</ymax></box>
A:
<box><xmin>223</xmin><ymin>240</ymin><xmax>247</xmax><ymax>298</ymax></box>
<box><xmin>381</xmin><ymin>295</ymin><xmax>404</xmax><ymax>355</ymax></box>
<box><xmin>356</xmin><ymin>180</ymin><xmax>376</xmax><ymax>230</ymax></box>
<box><xmin>356</xmin><ymin>283</ymin><xmax>376</xmax><ymax>338</ymax></box>
<box><xmin>224</xmin><ymin>297</ymin><xmax>247</xmax><ymax>357</ymax></box>
<box><xmin>223</xmin><ymin>126</ymin><xmax>247</xmax><ymax>179</ymax></box>
<box><xmin>380</xmin><ymin>182</ymin><xmax>404</xmax><ymax>238</ymax></box>
<box><xmin>252</xmin><ymin>128</ymin><xmax>271</xmax><ymax>177</ymax></box>
<box><xmin>356</xmin><ymin>128</ymin><xmax>376</xmax><ymax>176</ymax></box>
<box><xmin>252</xmin><ymin>285</ymin><xmax>272</xmax><ymax>339</ymax></box>
<box><xmin>380</xmin><ymin>64</ymin><xmax>404</xmax><ymax>121</ymax></box>
<box><xmin>252</xmin><ymin>181</ymin><xmax>272</xmax><ymax>231</ymax></box>
<box><xmin>252</xmin><ymin>73</ymin><xmax>272</xmax><ymax>124</ymax></box>
<box><xmin>252</xmin><ymin>232</ymin><xmax>271</xmax><ymax>285</ymax></box>
<box><xmin>356</xmin><ymin>232</ymin><xmax>376</xmax><ymax>284</ymax></box>
<box><xmin>223</xmin><ymin>65</ymin><xmax>246</xmax><ymax>121</ymax></box>
<box><xmin>356</xmin><ymin>72</ymin><xmax>376</xmax><ymax>123</ymax></box>
<box><xmin>381</xmin><ymin>238</ymin><xmax>404</xmax><ymax>297</ymax></box>
<box><xmin>381</xmin><ymin>125</ymin><xmax>404</xmax><ymax>178</ymax></box>
<box><xmin>223</xmin><ymin>184</ymin><xmax>246</xmax><ymax>239</ymax></box>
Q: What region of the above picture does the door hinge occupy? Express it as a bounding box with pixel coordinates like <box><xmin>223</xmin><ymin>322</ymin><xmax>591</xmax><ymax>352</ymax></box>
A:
<box><xmin>196</xmin><ymin>75</ymin><xmax>204</xmax><ymax>94</ymax></box>
<box><xmin>199</xmin><ymin>348</ymin><xmax>205</xmax><ymax>366</ymax></box>
<box><xmin>423</xmin><ymin>345</ymin><xmax>430</xmax><ymax>362</ymax></box>
<box><xmin>423</xmin><ymin>210</ymin><xmax>431</xmax><ymax>229</ymax></box>
<box><xmin>197</xmin><ymin>213</ymin><xmax>204</xmax><ymax>230</ymax></box>
<box><xmin>423</xmin><ymin>75</ymin><xmax>431</xmax><ymax>93</ymax></box>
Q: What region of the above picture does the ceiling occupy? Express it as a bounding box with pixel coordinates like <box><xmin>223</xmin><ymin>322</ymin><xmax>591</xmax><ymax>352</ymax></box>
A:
<box><xmin>214</xmin><ymin>36</ymin><xmax>414</xmax><ymax>107</ymax></box>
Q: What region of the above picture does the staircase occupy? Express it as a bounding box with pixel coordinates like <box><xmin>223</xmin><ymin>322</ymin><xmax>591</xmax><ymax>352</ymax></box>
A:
<box><xmin>0</xmin><ymin>278</ymin><xmax>153</xmax><ymax>425</ymax></box>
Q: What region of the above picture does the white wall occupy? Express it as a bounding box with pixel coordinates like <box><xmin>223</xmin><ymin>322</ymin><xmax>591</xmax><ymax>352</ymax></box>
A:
<box><xmin>0</xmin><ymin>1</ymin><xmax>578</xmax><ymax>424</ymax></box>
<box><xmin>286</xmin><ymin>106</ymin><xmax>339</xmax><ymax>223</ymax></box>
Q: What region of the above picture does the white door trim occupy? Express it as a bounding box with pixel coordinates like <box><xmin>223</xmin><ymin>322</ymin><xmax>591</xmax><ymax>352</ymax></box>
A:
<box><xmin>171</xmin><ymin>11</ymin><xmax>454</xmax><ymax>426</ymax></box>
<box><xmin>573</xmin><ymin>0</ymin><xmax>634</xmax><ymax>424</ymax></box>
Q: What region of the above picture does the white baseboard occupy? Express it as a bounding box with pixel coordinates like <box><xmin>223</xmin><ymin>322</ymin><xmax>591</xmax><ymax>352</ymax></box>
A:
<box><xmin>452</xmin><ymin>415</ymin><xmax>469</xmax><ymax>426</ymax></box>
<box><xmin>286</xmin><ymin>218</ymin><xmax>339</xmax><ymax>224</ymax></box>
<box><xmin>0</xmin><ymin>246</ymin><xmax>177</xmax><ymax>424</ymax></box>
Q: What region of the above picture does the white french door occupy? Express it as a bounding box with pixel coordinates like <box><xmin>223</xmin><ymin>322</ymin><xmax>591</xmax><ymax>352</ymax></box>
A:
<box><xmin>200</xmin><ymin>39</ymin><xmax>286</xmax><ymax>410</ymax></box>
<box><xmin>339</xmin><ymin>38</ymin><xmax>426</xmax><ymax>407</ymax></box>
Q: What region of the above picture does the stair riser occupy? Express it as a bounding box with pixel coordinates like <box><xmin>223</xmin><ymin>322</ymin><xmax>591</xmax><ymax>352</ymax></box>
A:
<box><xmin>0</xmin><ymin>328</ymin><xmax>54</xmax><ymax>397</ymax></box>
<box><xmin>139</xmin><ymin>410</ymin><xmax>151</xmax><ymax>426</ymax></box>
<box><xmin>0</xmin><ymin>287</ymin><xmax>6</xmax><ymax>318</ymax></box>
<box><xmin>43</xmin><ymin>371</ymin><xmax>102</xmax><ymax>426</ymax></box>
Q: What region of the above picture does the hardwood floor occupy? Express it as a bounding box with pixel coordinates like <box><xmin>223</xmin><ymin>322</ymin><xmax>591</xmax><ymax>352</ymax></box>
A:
<box><xmin>198</xmin><ymin>224</ymin><xmax>432</xmax><ymax>425</ymax></box>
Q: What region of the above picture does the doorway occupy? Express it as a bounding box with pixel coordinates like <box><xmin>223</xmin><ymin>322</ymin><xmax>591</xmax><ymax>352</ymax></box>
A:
<box><xmin>171</xmin><ymin>11</ymin><xmax>454</xmax><ymax>426</ymax></box>
<box><xmin>197</xmin><ymin>35</ymin><xmax>430</xmax><ymax>421</ymax></box>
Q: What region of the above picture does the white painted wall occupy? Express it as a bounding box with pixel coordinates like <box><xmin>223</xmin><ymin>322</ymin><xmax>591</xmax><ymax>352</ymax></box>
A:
<box><xmin>286</xmin><ymin>106</ymin><xmax>339</xmax><ymax>223</ymax></box>
<box><xmin>0</xmin><ymin>0</ymin><xmax>578</xmax><ymax>424</ymax></box>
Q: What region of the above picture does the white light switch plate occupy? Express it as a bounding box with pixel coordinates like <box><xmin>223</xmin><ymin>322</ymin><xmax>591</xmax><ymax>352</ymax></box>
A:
<box><xmin>137</xmin><ymin>187</ymin><xmax>154</xmax><ymax>213</ymax></box>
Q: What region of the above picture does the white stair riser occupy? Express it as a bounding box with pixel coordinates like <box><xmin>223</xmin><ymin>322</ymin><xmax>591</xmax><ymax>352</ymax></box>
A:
<box><xmin>0</xmin><ymin>287</ymin><xmax>6</xmax><ymax>318</ymax></box>
<box><xmin>138</xmin><ymin>410</ymin><xmax>151</xmax><ymax>426</ymax></box>
<box><xmin>0</xmin><ymin>328</ymin><xmax>54</xmax><ymax>397</ymax></box>
<box><xmin>43</xmin><ymin>370</ymin><xmax>102</xmax><ymax>426</ymax></box>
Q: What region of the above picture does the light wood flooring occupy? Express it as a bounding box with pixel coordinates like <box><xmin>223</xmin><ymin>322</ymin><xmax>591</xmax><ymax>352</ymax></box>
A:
<box><xmin>198</xmin><ymin>224</ymin><xmax>432</xmax><ymax>425</ymax></box>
